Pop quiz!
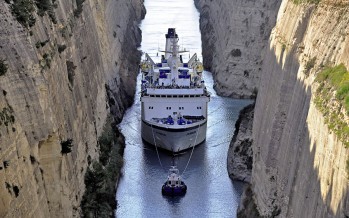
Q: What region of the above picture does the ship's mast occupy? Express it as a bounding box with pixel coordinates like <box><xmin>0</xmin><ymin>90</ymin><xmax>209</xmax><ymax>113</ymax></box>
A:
<box><xmin>169</xmin><ymin>35</ymin><xmax>179</xmax><ymax>85</ymax></box>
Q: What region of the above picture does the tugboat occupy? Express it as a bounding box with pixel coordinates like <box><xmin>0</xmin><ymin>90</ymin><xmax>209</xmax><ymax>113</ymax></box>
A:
<box><xmin>162</xmin><ymin>166</ymin><xmax>187</xmax><ymax>196</ymax></box>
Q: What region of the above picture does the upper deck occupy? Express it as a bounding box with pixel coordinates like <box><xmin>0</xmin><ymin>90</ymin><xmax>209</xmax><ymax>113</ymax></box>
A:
<box><xmin>140</xmin><ymin>28</ymin><xmax>208</xmax><ymax>97</ymax></box>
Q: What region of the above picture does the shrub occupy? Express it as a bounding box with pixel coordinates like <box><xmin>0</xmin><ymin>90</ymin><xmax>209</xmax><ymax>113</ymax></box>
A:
<box><xmin>81</xmin><ymin>116</ymin><xmax>125</xmax><ymax>217</ymax></box>
<box><xmin>74</xmin><ymin>0</ymin><xmax>85</xmax><ymax>18</ymax></box>
<box><xmin>35</xmin><ymin>39</ymin><xmax>49</xmax><ymax>49</ymax></box>
<box><xmin>5</xmin><ymin>182</ymin><xmax>11</xmax><ymax>194</ymax></box>
<box><xmin>0</xmin><ymin>107</ymin><xmax>15</xmax><ymax>127</ymax></box>
<box><xmin>35</xmin><ymin>0</ymin><xmax>57</xmax><ymax>23</ymax></box>
<box><xmin>98</xmin><ymin>116</ymin><xmax>117</xmax><ymax>166</ymax></box>
<box><xmin>35</xmin><ymin>0</ymin><xmax>51</xmax><ymax>16</ymax></box>
<box><xmin>13</xmin><ymin>186</ymin><xmax>19</xmax><ymax>197</ymax></box>
<box><xmin>61</xmin><ymin>139</ymin><xmax>73</xmax><ymax>154</ymax></box>
<box><xmin>0</xmin><ymin>59</ymin><xmax>8</xmax><ymax>76</ymax></box>
<box><xmin>42</xmin><ymin>53</ymin><xmax>51</xmax><ymax>68</ymax></box>
<box><xmin>35</xmin><ymin>41</ymin><xmax>41</xmax><ymax>48</ymax></box>
<box><xmin>66</xmin><ymin>61</ymin><xmax>76</xmax><ymax>86</ymax></box>
<box><xmin>30</xmin><ymin>155</ymin><xmax>36</xmax><ymax>164</ymax></box>
<box><xmin>58</xmin><ymin>44</ymin><xmax>67</xmax><ymax>53</ymax></box>
<box><xmin>3</xmin><ymin>161</ymin><xmax>10</xmax><ymax>168</ymax></box>
<box><xmin>231</xmin><ymin>49</ymin><xmax>241</xmax><ymax>57</ymax></box>
<box><xmin>304</xmin><ymin>57</ymin><xmax>316</xmax><ymax>76</ymax></box>
<box><xmin>10</xmin><ymin>0</ymin><xmax>36</xmax><ymax>28</ymax></box>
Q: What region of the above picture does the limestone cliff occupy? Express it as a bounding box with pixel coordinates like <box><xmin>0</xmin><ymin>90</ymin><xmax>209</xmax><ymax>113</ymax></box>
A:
<box><xmin>194</xmin><ymin>0</ymin><xmax>281</xmax><ymax>98</ymax></box>
<box><xmin>197</xmin><ymin>0</ymin><xmax>349</xmax><ymax>217</ymax></box>
<box><xmin>227</xmin><ymin>103</ymin><xmax>254</xmax><ymax>183</ymax></box>
<box><xmin>0</xmin><ymin>0</ymin><xmax>145</xmax><ymax>217</ymax></box>
<box><xmin>251</xmin><ymin>1</ymin><xmax>349</xmax><ymax>217</ymax></box>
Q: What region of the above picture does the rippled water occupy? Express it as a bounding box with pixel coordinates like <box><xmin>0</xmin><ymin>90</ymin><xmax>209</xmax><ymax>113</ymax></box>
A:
<box><xmin>116</xmin><ymin>0</ymin><xmax>252</xmax><ymax>217</ymax></box>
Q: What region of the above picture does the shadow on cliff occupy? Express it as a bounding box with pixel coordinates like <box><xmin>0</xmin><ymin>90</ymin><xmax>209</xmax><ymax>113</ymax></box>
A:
<box><xmin>250</xmin><ymin>39</ymin><xmax>349</xmax><ymax>217</ymax></box>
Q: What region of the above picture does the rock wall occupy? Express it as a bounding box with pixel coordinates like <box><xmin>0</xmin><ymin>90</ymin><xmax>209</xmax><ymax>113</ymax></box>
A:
<box><xmin>227</xmin><ymin>103</ymin><xmax>254</xmax><ymax>183</ymax></box>
<box><xmin>194</xmin><ymin>0</ymin><xmax>280</xmax><ymax>98</ymax></box>
<box><xmin>251</xmin><ymin>1</ymin><xmax>349</xmax><ymax>217</ymax></box>
<box><xmin>0</xmin><ymin>0</ymin><xmax>145</xmax><ymax>217</ymax></box>
<box><xmin>196</xmin><ymin>0</ymin><xmax>349</xmax><ymax>217</ymax></box>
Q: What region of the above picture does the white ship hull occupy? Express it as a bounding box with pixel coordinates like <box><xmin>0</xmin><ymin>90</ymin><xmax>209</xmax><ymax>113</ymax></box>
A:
<box><xmin>141</xmin><ymin>120</ymin><xmax>207</xmax><ymax>152</ymax></box>
<box><xmin>140</xmin><ymin>28</ymin><xmax>210</xmax><ymax>153</ymax></box>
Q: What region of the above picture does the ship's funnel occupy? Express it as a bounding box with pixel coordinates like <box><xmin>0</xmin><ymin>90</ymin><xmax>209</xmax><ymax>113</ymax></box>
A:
<box><xmin>165</xmin><ymin>28</ymin><xmax>178</xmax><ymax>59</ymax></box>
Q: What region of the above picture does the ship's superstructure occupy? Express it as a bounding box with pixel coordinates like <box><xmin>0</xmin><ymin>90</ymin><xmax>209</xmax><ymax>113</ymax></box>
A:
<box><xmin>140</xmin><ymin>28</ymin><xmax>210</xmax><ymax>152</ymax></box>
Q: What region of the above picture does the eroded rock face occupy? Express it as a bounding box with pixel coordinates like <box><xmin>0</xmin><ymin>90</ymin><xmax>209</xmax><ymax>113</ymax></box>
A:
<box><xmin>194</xmin><ymin>0</ymin><xmax>281</xmax><ymax>98</ymax></box>
<box><xmin>251</xmin><ymin>1</ymin><xmax>349</xmax><ymax>217</ymax></box>
<box><xmin>197</xmin><ymin>0</ymin><xmax>349</xmax><ymax>217</ymax></box>
<box><xmin>227</xmin><ymin>103</ymin><xmax>254</xmax><ymax>183</ymax></box>
<box><xmin>0</xmin><ymin>0</ymin><xmax>145</xmax><ymax>217</ymax></box>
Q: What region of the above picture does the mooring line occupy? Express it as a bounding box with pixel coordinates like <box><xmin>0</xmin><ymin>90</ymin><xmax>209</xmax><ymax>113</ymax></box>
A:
<box><xmin>181</xmin><ymin>124</ymin><xmax>200</xmax><ymax>176</ymax></box>
<box><xmin>151</xmin><ymin>124</ymin><xmax>165</xmax><ymax>172</ymax></box>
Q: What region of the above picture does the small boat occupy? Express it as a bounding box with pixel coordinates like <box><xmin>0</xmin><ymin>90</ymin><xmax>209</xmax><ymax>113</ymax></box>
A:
<box><xmin>162</xmin><ymin>166</ymin><xmax>187</xmax><ymax>196</ymax></box>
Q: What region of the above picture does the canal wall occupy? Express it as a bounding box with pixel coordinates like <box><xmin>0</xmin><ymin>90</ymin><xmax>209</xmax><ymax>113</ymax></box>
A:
<box><xmin>194</xmin><ymin>0</ymin><xmax>280</xmax><ymax>98</ymax></box>
<box><xmin>196</xmin><ymin>0</ymin><xmax>349</xmax><ymax>217</ymax></box>
<box><xmin>227</xmin><ymin>103</ymin><xmax>254</xmax><ymax>183</ymax></box>
<box><xmin>0</xmin><ymin>0</ymin><xmax>145</xmax><ymax>217</ymax></box>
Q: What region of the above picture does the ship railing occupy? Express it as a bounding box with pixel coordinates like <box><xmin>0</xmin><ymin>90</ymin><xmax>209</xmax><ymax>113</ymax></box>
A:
<box><xmin>144</xmin><ymin>83</ymin><xmax>205</xmax><ymax>89</ymax></box>
<box><xmin>150</xmin><ymin>116</ymin><xmax>205</xmax><ymax>126</ymax></box>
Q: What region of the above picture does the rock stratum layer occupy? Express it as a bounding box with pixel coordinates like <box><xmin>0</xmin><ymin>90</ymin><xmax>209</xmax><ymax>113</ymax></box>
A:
<box><xmin>197</xmin><ymin>0</ymin><xmax>349</xmax><ymax>217</ymax></box>
<box><xmin>194</xmin><ymin>0</ymin><xmax>281</xmax><ymax>98</ymax></box>
<box><xmin>0</xmin><ymin>0</ymin><xmax>144</xmax><ymax>217</ymax></box>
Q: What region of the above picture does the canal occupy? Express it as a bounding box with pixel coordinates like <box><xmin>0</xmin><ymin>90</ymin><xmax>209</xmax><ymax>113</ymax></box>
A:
<box><xmin>116</xmin><ymin>0</ymin><xmax>252</xmax><ymax>217</ymax></box>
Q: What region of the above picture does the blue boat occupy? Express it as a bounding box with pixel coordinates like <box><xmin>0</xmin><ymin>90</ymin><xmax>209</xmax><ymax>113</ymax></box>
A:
<box><xmin>162</xmin><ymin>166</ymin><xmax>187</xmax><ymax>196</ymax></box>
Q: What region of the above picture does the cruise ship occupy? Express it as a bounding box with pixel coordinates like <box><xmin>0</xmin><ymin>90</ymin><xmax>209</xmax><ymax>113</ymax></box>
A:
<box><xmin>140</xmin><ymin>28</ymin><xmax>210</xmax><ymax>152</ymax></box>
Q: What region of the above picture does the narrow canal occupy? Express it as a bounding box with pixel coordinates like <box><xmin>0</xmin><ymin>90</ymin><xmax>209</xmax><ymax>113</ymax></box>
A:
<box><xmin>116</xmin><ymin>0</ymin><xmax>252</xmax><ymax>217</ymax></box>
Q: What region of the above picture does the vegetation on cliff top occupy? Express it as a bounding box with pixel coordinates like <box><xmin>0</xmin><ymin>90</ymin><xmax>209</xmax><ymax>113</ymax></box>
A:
<box><xmin>81</xmin><ymin>116</ymin><xmax>125</xmax><ymax>217</ymax></box>
<box><xmin>315</xmin><ymin>64</ymin><xmax>349</xmax><ymax>147</ymax></box>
